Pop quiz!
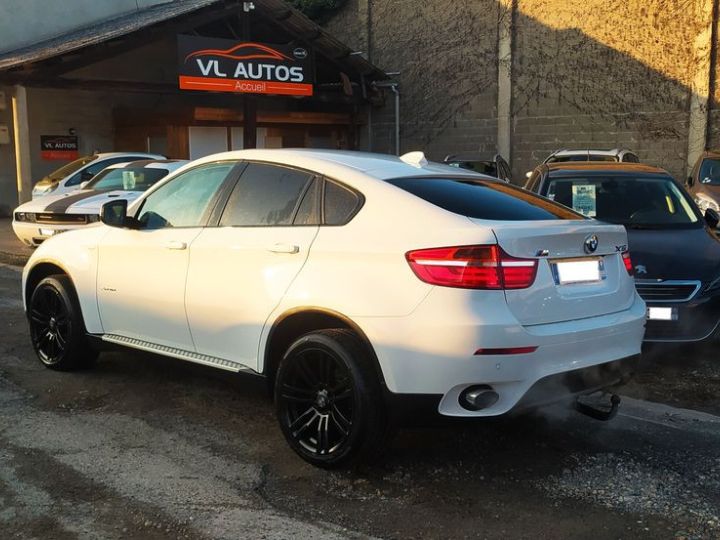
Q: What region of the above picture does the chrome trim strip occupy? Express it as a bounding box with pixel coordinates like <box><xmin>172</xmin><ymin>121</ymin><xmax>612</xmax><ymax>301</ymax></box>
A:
<box><xmin>634</xmin><ymin>279</ymin><xmax>701</xmax><ymax>303</ymax></box>
<box><xmin>102</xmin><ymin>334</ymin><xmax>257</xmax><ymax>374</ymax></box>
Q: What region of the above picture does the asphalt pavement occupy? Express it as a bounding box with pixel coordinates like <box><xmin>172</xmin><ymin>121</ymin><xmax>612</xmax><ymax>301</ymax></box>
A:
<box><xmin>1</xmin><ymin>262</ymin><xmax>719</xmax><ymax>539</ymax></box>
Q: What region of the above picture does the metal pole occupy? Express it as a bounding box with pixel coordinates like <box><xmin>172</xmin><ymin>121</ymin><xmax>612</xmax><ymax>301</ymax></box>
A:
<box><xmin>391</xmin><ymin>84</ymin><xmax>400</xmax><ymax>155</ymax></box>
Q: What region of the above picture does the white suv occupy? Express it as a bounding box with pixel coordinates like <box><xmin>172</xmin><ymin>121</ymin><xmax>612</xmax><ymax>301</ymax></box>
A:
<box><xmin>22</xmin><ymin>149</ymin><xmax>646</xmax><ymax>467</ymax></box>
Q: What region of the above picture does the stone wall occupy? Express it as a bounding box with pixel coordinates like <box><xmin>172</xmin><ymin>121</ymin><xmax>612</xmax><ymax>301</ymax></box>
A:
<box><xmin>326</xmin><ymin>0</ymin><xmax>711</xmax><ymax>181</ymax></box>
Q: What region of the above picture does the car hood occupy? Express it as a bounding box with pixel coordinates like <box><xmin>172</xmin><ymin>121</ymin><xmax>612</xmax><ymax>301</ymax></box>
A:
<box><xmin>627</xmin><ymin>226</ymin><xmax>720</xmax><ymax>283</ymax></box>
<box><xmin>695</xmin><ymin>183</ymin><xmax>720</xmax><ymax>198</ymax></box>
<box><xmin>15</xmin><ymin>189</ymin><xmax>141</xmax><ymax>214</ymax></box>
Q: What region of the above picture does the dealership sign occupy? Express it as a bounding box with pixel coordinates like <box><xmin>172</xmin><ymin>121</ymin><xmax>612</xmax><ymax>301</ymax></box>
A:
<box><xmin>177</xmin><ymin>35</ymin><xmax>313</xmax><ymax>96</ymax></box>
<box><xmin>40</xmin><ymin>135</ymin><xmax>79</xmax><ymax>160</ymax></box>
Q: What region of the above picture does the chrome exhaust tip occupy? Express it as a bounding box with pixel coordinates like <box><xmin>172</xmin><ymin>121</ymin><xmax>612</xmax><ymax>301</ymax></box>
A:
<box><xmin>460</xmin><ymin>385</ymin><xmax>500</xmax><ymax>411</ymax></box>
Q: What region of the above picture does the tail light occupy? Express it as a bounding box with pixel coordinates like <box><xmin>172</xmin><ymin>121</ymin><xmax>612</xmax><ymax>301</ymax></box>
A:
<box><xmin>406</xmin><ymin>245</ymin><xmax>538</xmax><ymax>290</ymax></box>
<box><xmin>622</xmin><ymin>250</ymin><xmax>633</xmax><ymax>276</ymax></box>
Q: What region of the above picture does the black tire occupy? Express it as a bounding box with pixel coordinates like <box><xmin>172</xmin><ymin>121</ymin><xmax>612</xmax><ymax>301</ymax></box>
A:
<box><xmin>274</xmin><ymin>328</ymin><xmax>388</xmax><ymax>468</ymax></box>
<box><xmin>28</xmin><ymin>275</ymin><xmax>98</xmax><ymax>371</ymax></box>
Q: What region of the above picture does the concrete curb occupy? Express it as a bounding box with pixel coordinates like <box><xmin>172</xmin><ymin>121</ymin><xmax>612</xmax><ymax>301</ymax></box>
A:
<box><xmin>619</xmin><ymin>395</ymin><xmax>720</xmax><ymax>434</ymax></box>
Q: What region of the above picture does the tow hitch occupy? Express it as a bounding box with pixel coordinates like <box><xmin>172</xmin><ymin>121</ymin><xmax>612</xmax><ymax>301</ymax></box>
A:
<box><xmin>575</xmin><ymin>392</ymin><xmax>621</xmax><ymax>421</ymax></box>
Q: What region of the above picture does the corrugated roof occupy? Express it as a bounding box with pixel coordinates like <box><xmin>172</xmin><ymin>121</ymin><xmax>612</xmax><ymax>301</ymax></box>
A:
<box><xmin>0</xmin><ymin>0</ymin><xmax>219</xmax><ymax>71</ymax></box>
<box><xmin>0</xmin><ymin>0</ymin><xmax>387</xmax><ymax>80</ymax></box>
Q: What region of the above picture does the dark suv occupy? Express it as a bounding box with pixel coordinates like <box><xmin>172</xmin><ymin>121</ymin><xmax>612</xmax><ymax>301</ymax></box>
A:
<box><xmin>526</xmin><ymin>162</ymin><xmax>720</xmax><ymax>343</ymax></box>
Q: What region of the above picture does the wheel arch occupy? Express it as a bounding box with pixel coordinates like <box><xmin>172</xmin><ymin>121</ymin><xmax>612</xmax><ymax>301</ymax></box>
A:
<box><xmin>262</xmin><ymin>307</ymin><xmax>387</xmax><ymax>390</ymax></box>
<box><xmin>24</xmin><ymin>260</ymin><xmax>72</xmax><ymax>307</ymax></box>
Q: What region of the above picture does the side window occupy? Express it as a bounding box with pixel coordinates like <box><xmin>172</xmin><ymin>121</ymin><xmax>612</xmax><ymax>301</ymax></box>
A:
<box><xmin>66</xmin><ymin>157</ymin><xmax>140</xmax><ymax>186</ymax></box>
<box><xmin>220</xmin><ymin>163</ymin><xmax>312</xmax><ymax>226</ymax></box>
<box><xmin>324</xmin><ymin>180</ymin><xmax>361</xmax><ymax>225</ymax></box>
<box><xmin>137</xmin><ymin>162</ymin><xmax>235</xmax><ymax>229</ymax></box>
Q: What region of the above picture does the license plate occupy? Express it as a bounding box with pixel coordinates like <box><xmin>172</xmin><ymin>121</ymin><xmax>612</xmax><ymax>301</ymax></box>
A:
<box><xmin>554</xmin><ymin>259</ymin><xmax>602</xmax><ymax>285</ymax></box>
<box><xmin>647</xmin><ymin>307</ymin><xmax>677</xmax><ymax>321</ymax></box>
<box><xmin>38</xmin><ymin>228</ymin><xmax>57</xmax><ymax>237</ymax></box>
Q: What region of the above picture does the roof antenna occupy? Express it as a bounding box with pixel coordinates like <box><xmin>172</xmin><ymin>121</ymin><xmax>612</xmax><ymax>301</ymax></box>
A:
<box><xmin>400</xmin><ymin>151</ymin><xmax>428</xmax><ymax>168</ymax></box>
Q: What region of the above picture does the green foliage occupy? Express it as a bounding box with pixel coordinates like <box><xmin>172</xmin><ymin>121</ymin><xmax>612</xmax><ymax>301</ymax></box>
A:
<box><xmin>287</xmin><ymin>0</ymin><xmax>347</xmax><ymax>22</ymax></box>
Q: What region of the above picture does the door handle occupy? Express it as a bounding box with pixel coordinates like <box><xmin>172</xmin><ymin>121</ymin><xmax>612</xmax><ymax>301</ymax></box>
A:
<box><xmin>164</xmin><ymin>240</ymin><xmax>187</xmax><ymax>250</ymax></box>
<box><xmin>267</xmin><ymin>243</ymin><xmax>300</xmax><ymax>254</ymax></box>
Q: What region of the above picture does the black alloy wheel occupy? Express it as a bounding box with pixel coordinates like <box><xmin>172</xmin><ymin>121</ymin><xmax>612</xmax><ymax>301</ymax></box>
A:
<box><xmin>28</xmin><ymin>275</ymin><xmax>97</xmax><ymax>371</ymax></box>
<box><xmin>275</xmin><ymin>329</ymin><xmax>388</xmax><ymax>468</ymax></box>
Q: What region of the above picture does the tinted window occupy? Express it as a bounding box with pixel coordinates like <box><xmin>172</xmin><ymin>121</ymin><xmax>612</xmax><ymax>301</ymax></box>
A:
<box><xmin>220</xmin><ymin>163</ymin><xmax>311</xmax><ymax>226</ymax></box>
<box><xmin>387</xmin><ymin>177</ymin><xmax>582</xmax><ymax>221</ymax></box>
<box><xmin>543</xmin><ymin>176</ymin><xmax>700</xmax><ymax>228</ymax></box>
<box><xmin>137</xmin><ymin>162</ymin><xmax>234</xmax><ymax>229</ymax></box>
<box><xmin>294</xmin><ymin>178</ymin><xmax>320</xmax><ymax>225</ymax></box>
<box><xmin>324</xmin><ymin>180</ymin><xmax>360</xmax><ymax>225</ymax></box>
<box><xmin>85</xmin><ymin>167</ymin><xmax>169</xmax><ymax>191</ymax></box>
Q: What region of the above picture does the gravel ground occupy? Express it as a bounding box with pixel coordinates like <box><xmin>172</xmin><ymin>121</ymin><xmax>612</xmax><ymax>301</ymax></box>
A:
<box><xmin>1</xmin><ymin>262</ymin><xmax>720</xmax><ymax>539</ymax></box>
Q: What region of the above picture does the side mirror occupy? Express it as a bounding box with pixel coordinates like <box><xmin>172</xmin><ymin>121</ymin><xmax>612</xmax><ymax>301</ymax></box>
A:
<box><xmin>80</xmin><ymin>181</ymin><xmax>89</xmax><ymax>189</ymax></box>
<box><xmin>101</xmin><ymin>199</ymin><xmax>128</xmax><ymax>228</ymax></box>
<box><xmin>704</xmin><ymin>208</ymin><xmax>719</xmax><ymax>229</ymax></box>
<box><xmin>525</xmin><ymin>171</ymin><xmax>533</xmax><ymax>179</ymax></box>
<box><xmin>687</xmin><ymin>175</ymin><xmax>694</xmax><ymax>187</ymax></box>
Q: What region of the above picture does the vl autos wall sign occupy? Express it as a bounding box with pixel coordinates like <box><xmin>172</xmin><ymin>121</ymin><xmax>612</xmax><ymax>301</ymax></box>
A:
<box><xmin>177</xmin><ymin>35</ymin><xmax>313</xmax><ymax>96</ymax></box>
<box><xmin>40</xmin><ymin>135</ymin><xmax>79</xmax><ymax>160</ymax></box>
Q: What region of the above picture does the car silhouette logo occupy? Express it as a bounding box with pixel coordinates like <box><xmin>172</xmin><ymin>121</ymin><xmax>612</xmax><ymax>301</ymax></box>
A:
<box><xmin>584</xmin><ymin>234</ymin><xmax>599</xmax><ymax>254</ymax></box>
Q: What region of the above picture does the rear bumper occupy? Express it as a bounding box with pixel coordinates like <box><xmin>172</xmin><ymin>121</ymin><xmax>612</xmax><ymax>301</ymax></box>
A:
<box><xmin>357</xmin><ymin>288</ymin><xmax>646</xmax><ymax>417</ymax></box>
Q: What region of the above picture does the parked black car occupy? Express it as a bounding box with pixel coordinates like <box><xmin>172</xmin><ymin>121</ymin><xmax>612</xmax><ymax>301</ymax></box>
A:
<box><xmin>443</xmin><ymin>152</ymin><xmax>512</xmax><ymax>182</ymax></box>
<box><xmin>686</xmin><ymin>149</ymin><xmax>720</xmax><ymax>215</ymax></box>
<box><xmin>525</xmin><ymin>162</ymin><xmax>720</xmax><ymax>343</ymax></box>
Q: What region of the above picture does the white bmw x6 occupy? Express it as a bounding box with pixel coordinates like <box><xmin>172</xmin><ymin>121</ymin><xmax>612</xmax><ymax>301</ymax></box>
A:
<box><xmin>22</xmin><ymin>149</ymin><xmax>646</xmax><ymax>467</ymax></box>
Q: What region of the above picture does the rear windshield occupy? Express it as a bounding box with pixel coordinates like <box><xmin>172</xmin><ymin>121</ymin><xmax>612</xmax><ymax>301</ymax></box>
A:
<box><xmin>85</xmin><ymin>167</ymin><xmax>169</xmax><ymax>191</ymax></box>
<box><xmin>543</xmin><ymin>175</ymin><xmax>700</xmax><ymax>229</ymax></box>
<box><xmin>386</xmin><ymin>177</ymin><xmax>584</xmax><ymax>221</ymax></box>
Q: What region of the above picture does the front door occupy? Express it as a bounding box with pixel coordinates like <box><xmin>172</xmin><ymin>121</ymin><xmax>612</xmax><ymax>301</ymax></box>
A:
<box><xmin>97</xmin><ymin>161</ymin><xmax>238</xmax><ymax>350</ymax></box>
<box><xmin>185</xmin><ymin>162</ymin><xmax>320</xmax><ymax>370</ymax></box>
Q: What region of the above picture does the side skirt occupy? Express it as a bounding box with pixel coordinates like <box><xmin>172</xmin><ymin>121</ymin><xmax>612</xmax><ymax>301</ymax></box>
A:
<box><xmin>96</xmin><ymin>333</ymin><xmax>259</xmax><ymax>375</ymax></box>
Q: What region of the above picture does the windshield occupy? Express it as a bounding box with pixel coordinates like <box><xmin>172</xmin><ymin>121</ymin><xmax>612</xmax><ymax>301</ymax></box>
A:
<box><xmin>543</xmin><ymin>176</ymin><xmax>700</xmax><ymax>228</ymax></box>
<box><xmin>699</xmin><ymin>158</ymin><xmax>720</xmax><ymax>185</ymax></box>
<box><xmin>47</xmin><ymin>155</ymin><xmax>97</xmax><ymax>180</ymax></box>
<box><xmin>85</xmin><ymin>167</ymin><xmax>169</xmax><ymax>191</ymax></box>
<box><xmin>387</xmin><ymin>177</ymin><xmax>584</xmax><ymax>221</ymax></box>
<box><xmin>548</xmin><ymin>155</ymin><xmax>617</xmax><ymax>163</ymax></box>
<box><xmin>447</xmin><ymin>161</ymin><xmax>497</xmax><ymax>176</ymax></box>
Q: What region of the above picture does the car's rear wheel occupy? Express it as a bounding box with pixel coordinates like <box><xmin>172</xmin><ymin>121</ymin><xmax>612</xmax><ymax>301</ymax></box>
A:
<box><xmin>28</xmin><ymin>275</ymin><xmax>97</xmax><ymax>371</ymax></box>
<box><xmin>274</xmin><ymin>329</ymin><xmax>388</xmax><ymax>468</ymax></box>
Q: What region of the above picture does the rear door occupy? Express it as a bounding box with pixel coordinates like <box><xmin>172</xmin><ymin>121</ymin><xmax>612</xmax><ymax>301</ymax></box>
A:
<box><xmin>185</xmin><ymin>162</ymin><xmax>320</xmax><ymax>370</ymax></box>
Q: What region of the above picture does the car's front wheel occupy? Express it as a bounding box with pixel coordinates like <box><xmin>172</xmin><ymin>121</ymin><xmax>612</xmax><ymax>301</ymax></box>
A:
<box><xmin>28</xmin><ymin>275</ymin><xmax>97</xmax><ymax>371</ymax></box>
<box><xmin>274</xmin><ymin>329</ymin><xmax>388</xmax><ymax>468</ymax></box>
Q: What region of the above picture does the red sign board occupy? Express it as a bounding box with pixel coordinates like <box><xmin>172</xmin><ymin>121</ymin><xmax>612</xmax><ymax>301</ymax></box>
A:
<box><xmin>177</xmin><ymin>35</ymin><xmax>313</xmax><ymax>96</ymax></box>
<box><xmin>41</xmin><ymin>135</ymin><xmax>79</xmax><ymax>160</ymax></box>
